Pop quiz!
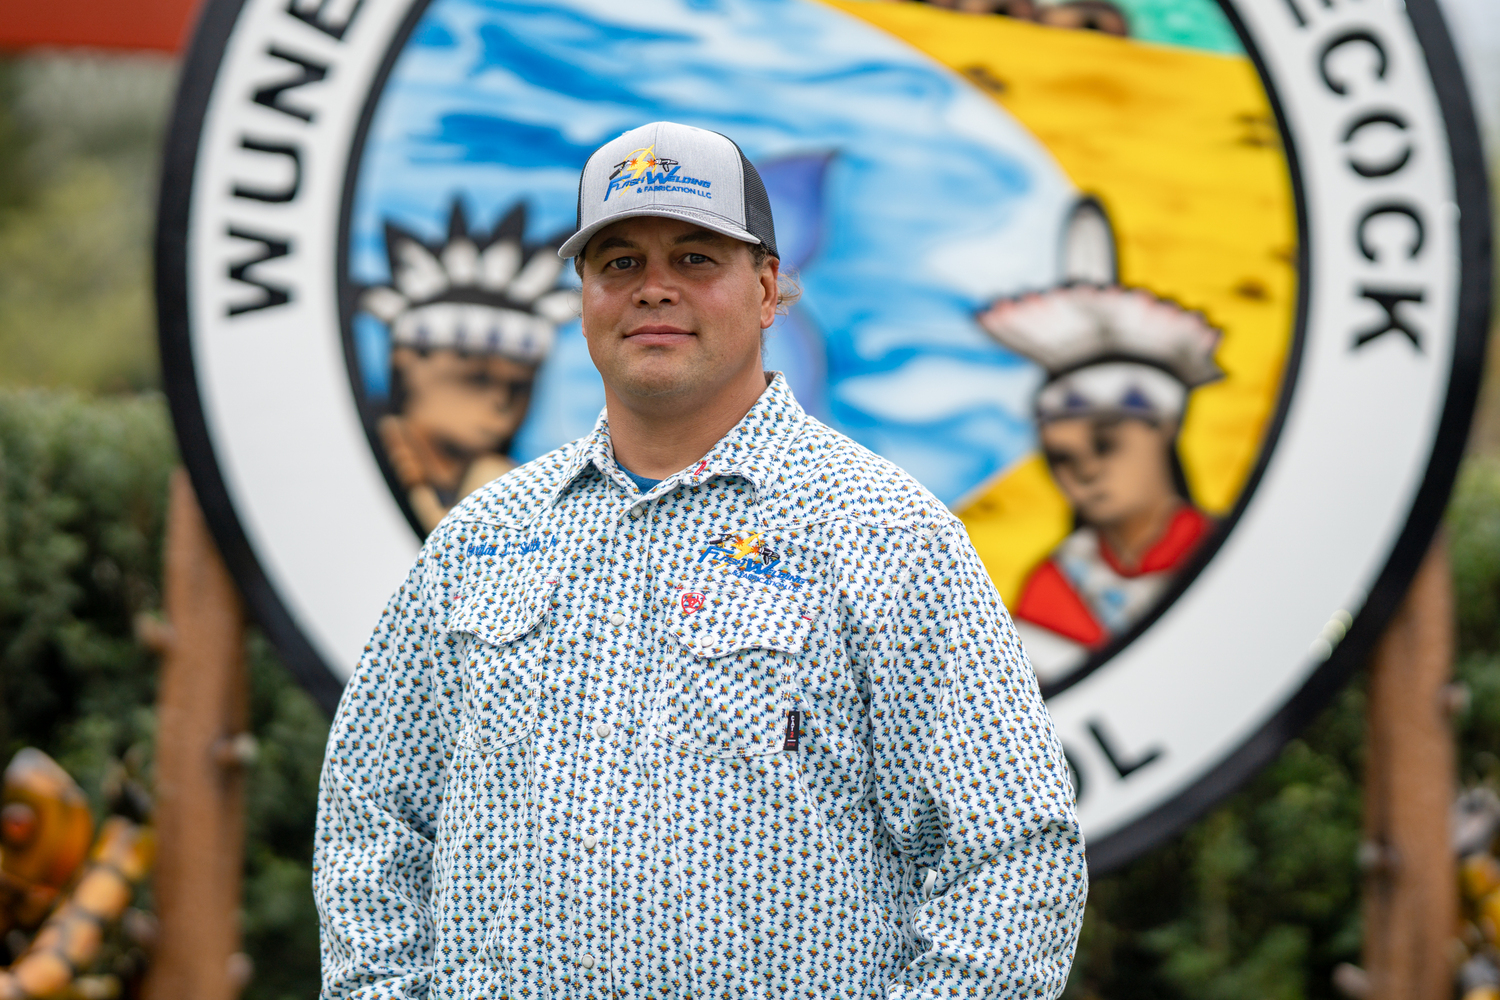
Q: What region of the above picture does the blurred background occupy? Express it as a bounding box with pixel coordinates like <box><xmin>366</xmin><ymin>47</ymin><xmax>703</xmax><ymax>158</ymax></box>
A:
<box><xmin>1</xmin><ymin>2</ymin><xmax>1499</xmax><ymax>998</ymax></box>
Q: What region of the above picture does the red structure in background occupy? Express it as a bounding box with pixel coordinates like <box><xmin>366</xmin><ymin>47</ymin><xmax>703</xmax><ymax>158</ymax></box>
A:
<box><xmin>0</xmin><ymin>0</ymin><xmax>199</xmax><ymax>52</ymax></box>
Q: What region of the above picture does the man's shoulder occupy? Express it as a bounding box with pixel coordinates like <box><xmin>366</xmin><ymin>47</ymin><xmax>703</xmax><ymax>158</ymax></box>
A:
<box><xmin>445</xmin><ymin>438</ymin><xmax>587</xmax><ymax>527</ymax></box>
<box><xmin>778</xmin><ymin>418</ymin><xmax>957</xmax><ymax>534</ymax></box>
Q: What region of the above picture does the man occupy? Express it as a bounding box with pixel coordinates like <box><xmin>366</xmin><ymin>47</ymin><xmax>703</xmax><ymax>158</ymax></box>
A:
<box><xmin>315</xmin><ymin>121</ymin><xmax>1085</xmax><ymax>998</ymax></box>
<box><xmin>977</xmin><ymin>284</ymin><xmax>1222</xmax><ymax>682</ymax></box>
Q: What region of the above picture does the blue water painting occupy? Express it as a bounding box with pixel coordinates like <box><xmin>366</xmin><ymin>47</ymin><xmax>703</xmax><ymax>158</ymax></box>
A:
<box><xmin>347</xmin><ymin>0</ymin><xmax>1086</xmax><ymax>507</ymax></box>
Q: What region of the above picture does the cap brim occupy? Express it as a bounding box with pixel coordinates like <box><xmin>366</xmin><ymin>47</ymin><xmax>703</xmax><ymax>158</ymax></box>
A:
<box><xmin>558</xmin><ymin>204</ymin><xmax>763</xmax><ymax>259</ymax></box>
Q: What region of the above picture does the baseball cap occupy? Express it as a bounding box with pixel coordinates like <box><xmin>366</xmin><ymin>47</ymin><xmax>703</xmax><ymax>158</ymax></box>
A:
<box><xmin>558</xmin><ymin>121</ymin><xmax>778</xmax><ymax>260</ymax></box>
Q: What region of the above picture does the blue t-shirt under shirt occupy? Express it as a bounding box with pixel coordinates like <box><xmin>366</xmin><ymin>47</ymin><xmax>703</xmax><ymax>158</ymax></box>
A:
<box><xmin>621</xmin><ymin>467</ymin><xmax>662</xmax><ymax>494</ymax></box>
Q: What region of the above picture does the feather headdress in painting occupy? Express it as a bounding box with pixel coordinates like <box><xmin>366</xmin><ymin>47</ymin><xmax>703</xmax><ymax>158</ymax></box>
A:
<box><xmin>977</xmin><ymin>283</ymin><xmax>1224</xmax><ymax>423</ymax></box>
<box><xmin>360</xmin><ymin>201</ymin><xmax>580</xmax><ymax>364</ymax></box>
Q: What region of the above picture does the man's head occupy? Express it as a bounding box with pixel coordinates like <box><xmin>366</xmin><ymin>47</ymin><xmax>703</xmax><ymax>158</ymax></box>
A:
<box><xmin>577</xmin><ymin>215</ymin><xmax>778</xmax><ymax>405</ymax></box>
<box><xmin>562</xmin><ymin>122</ymin><xmax>787</xmax><ymax>411</ymax></box>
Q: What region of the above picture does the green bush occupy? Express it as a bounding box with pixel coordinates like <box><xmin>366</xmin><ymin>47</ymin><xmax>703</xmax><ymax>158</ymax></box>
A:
<box><xmin>0</xmin><ymin>389</ymin><xmax>327</xmax><ymax>1000</ymax></box>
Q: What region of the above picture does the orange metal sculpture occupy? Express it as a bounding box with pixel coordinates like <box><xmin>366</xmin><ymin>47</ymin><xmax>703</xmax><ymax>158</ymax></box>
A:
<box><xmin>0</xmin><ymin>750</ymin><xmax>154</xmax><ymax>1000</ymax></box>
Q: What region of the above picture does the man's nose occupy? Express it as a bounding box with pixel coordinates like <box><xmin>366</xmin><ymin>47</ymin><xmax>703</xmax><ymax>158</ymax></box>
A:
<box><xmin>634</xmin><ymin>258</ymin><xmax>680</xmax><ymax>306</ymax></box>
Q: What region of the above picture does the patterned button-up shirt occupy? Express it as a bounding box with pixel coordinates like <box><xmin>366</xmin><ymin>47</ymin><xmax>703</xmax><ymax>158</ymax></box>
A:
<box><xmin>314</xmin><ymin>374</ymin><xmax>1086</xmax><ymax>999</ymax></box>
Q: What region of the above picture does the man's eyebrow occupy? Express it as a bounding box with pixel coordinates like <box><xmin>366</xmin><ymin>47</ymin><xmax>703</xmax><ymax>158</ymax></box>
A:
<box><xmin>671</xmin><ymin>228</ymin><xmax>732</xmax><ymax>247</ymax></box>
<box><xmin>590</xmin><ymin>235</ymin><xmax>639</xmax><ymax>256</ymax></box>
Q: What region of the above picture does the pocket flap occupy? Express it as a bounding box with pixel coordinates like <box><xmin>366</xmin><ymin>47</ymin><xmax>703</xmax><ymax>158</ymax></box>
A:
<box><xmin>446</xmin><ymin>557</ymin><xmax>558</xmax><ymax>750</ymax></box>
<box><xmin>665</xmin><ymin>586</ymin><xmax>816</xmax><ymax>659</ymax></box>
<box><xmin>449</xmin><ymin>565</ymin><xmax>560</xmax><ymax>646</ymax></box>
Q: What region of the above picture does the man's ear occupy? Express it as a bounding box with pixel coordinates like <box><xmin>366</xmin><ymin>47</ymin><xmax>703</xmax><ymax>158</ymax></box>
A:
<box><xmin>759</xmin><ymin>256</ymin><xmax>780</xmax><ymax>331</ymax></box>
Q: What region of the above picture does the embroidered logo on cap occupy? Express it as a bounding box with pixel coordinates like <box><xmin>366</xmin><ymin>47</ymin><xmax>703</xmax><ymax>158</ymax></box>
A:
<box><xmin>603</xmin><ymin>144</ymin><xmax>713</xmax><ymax>202</ymax></box>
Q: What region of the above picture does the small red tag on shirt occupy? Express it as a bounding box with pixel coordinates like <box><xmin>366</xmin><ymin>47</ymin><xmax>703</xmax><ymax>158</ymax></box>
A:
<box><xmin>783</xmin><ymin>710</ymin><xmax>801</xmax><ymax>751</ymax></box>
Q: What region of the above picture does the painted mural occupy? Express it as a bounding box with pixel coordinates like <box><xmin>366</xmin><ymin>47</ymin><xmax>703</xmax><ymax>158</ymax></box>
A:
<box><xmin>342</xmin><ymin>0</ymin><xmax>1296</xmax><ymax>687</ymax></box>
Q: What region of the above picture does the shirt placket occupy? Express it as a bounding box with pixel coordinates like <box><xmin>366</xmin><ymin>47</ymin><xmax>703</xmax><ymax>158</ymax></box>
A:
<box><xmin>564</xmin><ymin>475</ymin><xmax>653</xmax><ymax>996</ymax></box>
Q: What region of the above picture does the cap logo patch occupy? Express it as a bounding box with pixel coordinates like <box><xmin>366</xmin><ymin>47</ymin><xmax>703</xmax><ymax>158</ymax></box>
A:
<box><xmin>603</xmin><ymin>144</ymin><xmax>713</xmax><ymax>202</ymax></box>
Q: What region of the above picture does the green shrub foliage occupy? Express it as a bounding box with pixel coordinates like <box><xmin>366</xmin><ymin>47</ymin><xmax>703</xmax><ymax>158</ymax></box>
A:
<box><xmin>6</xmin><ymin>388</ymin><xmax>1500</xmax><ymax>1000</ymax></box>
<box><xmin>0</xmin><ymin>389</ymin><xmax>327</xmax><ymax>1000</ymax></box>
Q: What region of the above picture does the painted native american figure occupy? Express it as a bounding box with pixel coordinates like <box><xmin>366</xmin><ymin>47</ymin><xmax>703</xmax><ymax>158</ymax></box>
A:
<box><xmin>977</xmin><ymin>283</ymin><xmax>1224</xmax><ymax>682</ymax></box>
<box><xmin>359</xmin><ymin>201</ymin><xmax>580</xmax><ymax>531</ymax></box>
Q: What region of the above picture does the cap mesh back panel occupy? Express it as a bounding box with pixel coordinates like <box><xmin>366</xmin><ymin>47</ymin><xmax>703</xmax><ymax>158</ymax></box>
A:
<box><xmin>735</xmin><ymin>147</ymin><xmax>779</xmax><ymax>259</ymax></box>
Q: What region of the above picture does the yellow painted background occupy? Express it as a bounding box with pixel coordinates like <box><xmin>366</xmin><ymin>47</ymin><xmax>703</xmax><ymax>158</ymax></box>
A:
<box><xmin>826</xmin><ymin>1</ymin><xmax>1299</xmax><ymax>603</ymax></box>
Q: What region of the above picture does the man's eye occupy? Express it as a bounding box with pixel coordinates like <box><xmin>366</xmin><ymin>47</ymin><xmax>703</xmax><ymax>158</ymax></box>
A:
<box><xmin>683</xmin><ymin>253</ymin><xmax>711</xmax><ymax>264</ymax></box>
<box><xmin>607</xmin><ymin>256</ymin><xmax>636</xmax><ymax>270</ymax></box>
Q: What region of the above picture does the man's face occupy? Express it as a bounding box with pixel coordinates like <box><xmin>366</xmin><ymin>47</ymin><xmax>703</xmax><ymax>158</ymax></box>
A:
<box><xmin>1040</xmin><ymin>415</ymin><xmax>1179</xmax><ymax>528</ymax></box>
<box><xmin>391</xmin><ymin>347</ymin><xmax>536</xmax><ymax>459</ymax></box>
<box><xmin>579</xmin><ymin>216</ymin><xmax>777</xmax><ymax>405</ymax></box>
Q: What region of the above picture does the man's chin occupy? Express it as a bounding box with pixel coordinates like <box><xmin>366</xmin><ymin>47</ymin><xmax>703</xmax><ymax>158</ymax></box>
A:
<box><xmin>612</xmin><ymin>365</ymin><xmax>702</xmax><ymax>400</ymax></box>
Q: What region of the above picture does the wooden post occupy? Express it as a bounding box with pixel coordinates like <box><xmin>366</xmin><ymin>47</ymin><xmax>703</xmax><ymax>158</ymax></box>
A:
<box><xmin>1361</xmin><ymin>533</ymin><xmax>1457</xmax><ymax>1000</ymax></box>
<box><xmin>142</xmin><ymin>470</ymin><xmax>251</xmax><ymax>1000</ymax></box>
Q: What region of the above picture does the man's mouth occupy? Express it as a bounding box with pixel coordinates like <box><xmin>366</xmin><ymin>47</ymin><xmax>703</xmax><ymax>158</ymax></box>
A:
<box><xmin>624</xmin><ymin>324</ymin><xmax>695</xmax><ymax>346</ymax></box>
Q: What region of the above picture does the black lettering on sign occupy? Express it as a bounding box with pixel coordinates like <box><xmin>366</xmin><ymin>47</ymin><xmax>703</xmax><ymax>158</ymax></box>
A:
<box><xmin>252</xmin><ymin>46</ymin><xmax>329</xmax><ymax>123</ymax></box>
<box><xmin>1353</xmin><ymin>286</ymin><xmax>1425</xmax><ymax>351</ymax></box>
<box><xmin>1088</xmin><ymin>719</ymin><xmax>1163</xmax><ymax>779</ymax></box>
<box><xmin>1279</xmin><ymin>0</ymin><xmax>1307</xmax><ymax>30</ymax></box>
<box><xmin>232</xmin><ymin>138</ymin><xmax>302</xmax><ymax>203</ymax></box>
<box><xmin>226</xmin><ymin>226</ymin><xmax>293</xmax><ymax>316</ymax></box>
<box><xmin>1342</xmin><ymin>110</ymin><xmax>1412</xmax><ymax>178</ymax></box>
<box><xmin>1061</xmin><ymin>744</ymin><xmax>1085</xmax><ymax>803</ymax></box>
<box><xmin>286</xmin><ymin>0</ymin><xmax>366</xmax><ymax>40</ymax></box>
<box><xmin>1356</xmin><ymin>202</ymin><xmax>1424</xmax><ymax>262</ymax></box>
<box><xmin>1319</xmin><ymin>29</ymin><xmax>1389</xmax><ymax>97</ymax></box>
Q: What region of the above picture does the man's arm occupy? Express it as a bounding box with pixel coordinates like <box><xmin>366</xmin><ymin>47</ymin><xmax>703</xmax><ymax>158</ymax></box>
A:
<box><xmin>314</xmin><ymin>543</ymin><xmax>452</xmax><ymax>999</ymax></box>
<box><xmin>867</xmin><ymin>521</ymin><xmax>1086</xmax><ymax>998</ymax></box>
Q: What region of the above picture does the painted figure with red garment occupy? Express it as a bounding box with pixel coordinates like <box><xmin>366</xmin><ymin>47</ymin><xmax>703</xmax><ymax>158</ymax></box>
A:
<box><xmin>978</xmin><ymin>284</ymin><xmax>1224</xmax><ymax>682</ymax></box>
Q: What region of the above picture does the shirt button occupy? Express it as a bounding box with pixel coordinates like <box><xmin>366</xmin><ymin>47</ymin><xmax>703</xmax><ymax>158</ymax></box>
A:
<box><xmin>628</xmin><ymin>506</ymin><xmax>643</xmax><ymax>519</ymax></box>
<box><xmin>594</xmin><ymin>721</ymin><xmax>613</xmax><ymax>739</ymax></box>
<box><xmin>581</xmin><ymin>833</ymin><xmax>598</xmax><ymax>849</ymax></box>
<box><xmin>608</xmin><ymin>612</ymin><xmax>626</xmax><ymax>627</ymax></box>
<box><xmin>579</xmin><ymin>954</ymin><xmax>597</xmax><ymax>969</ymax></box>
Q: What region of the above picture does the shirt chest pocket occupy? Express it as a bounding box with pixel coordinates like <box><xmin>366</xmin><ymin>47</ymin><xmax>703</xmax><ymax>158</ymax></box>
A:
<box><xmin>448</xmin><ymin>567</ymin><xmax>558</xmax><ymax>751</ymax></box>
<box><xmin>653</xmin><ymin>586</ymin><xmax>816</xmax><ymax>758</ymax></box>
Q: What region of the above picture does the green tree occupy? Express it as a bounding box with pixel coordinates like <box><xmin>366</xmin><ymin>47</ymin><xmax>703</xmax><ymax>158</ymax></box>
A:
<box><xmin>0</xmin><ymin>54</ymin><xmax>171</xmax><ymax>393</ymax></box>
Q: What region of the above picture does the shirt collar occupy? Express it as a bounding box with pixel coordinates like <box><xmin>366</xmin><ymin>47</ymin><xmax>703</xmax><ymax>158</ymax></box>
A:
<box><xmin>551</xmin><ymin>372</ymin><xmax>809</xmax><ymax>505</ymax></box>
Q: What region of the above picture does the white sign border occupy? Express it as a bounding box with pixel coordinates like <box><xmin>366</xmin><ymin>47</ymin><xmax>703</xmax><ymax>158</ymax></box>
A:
<box><xmin>155</xmin><ymin>0</ymin><xmax>1492</xmax><ymax>872</ymax></box>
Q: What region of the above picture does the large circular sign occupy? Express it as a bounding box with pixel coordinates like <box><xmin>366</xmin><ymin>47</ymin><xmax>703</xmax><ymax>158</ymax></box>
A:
<box><xmin>158</xmin><ymin>0</ymin><xmax>1490</xmax><ymax>870</ymax></box>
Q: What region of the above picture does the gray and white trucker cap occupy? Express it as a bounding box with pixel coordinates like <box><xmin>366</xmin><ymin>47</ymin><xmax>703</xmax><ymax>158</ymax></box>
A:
<box><xmin>558</xmin><ymin>121</ymin><xmax>778</xmax><ymax>260</ymax></box>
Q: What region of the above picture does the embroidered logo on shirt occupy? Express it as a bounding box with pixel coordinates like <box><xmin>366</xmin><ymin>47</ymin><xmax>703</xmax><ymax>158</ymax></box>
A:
<box><xmin>681</xmin><ymin>591</ymin><xmax>706</xmax><ymax>614</ymax></box>
<box><xmin>698</xmin><ymin>531</ymin><xmax>809</xmax><ymax>590</ymax></box>
<box><xmin>466</xmin><ymin>536</ymin><xmax>558</xmax><ymax>558</ymax></box>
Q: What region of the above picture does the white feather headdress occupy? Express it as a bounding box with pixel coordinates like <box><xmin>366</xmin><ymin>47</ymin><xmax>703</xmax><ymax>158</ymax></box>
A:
<box><xmin>359</xmin><ymin>201</ymin><xmax>581</xmax><ymax>363</ymax></box>
<box><xmin>977</xmin><ymin>284</ymin><xmax>1224</xmax><ymax>421</ymax></box>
